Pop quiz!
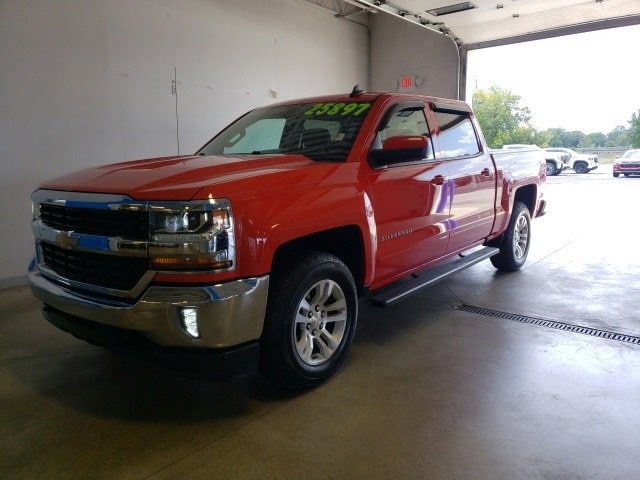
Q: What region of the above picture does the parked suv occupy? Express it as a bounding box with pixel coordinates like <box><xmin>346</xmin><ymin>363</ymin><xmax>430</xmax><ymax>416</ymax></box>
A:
<box><xmin>545</xmin><ymin>147</ymin><xmax>598</xmax><ymax>174</ymax></box>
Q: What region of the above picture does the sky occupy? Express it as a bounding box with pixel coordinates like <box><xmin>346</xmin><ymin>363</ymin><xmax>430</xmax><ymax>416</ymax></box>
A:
<box><xmin>465</xmin><ymin>23</ymin><xmax>640</xmax><ymax>135</ymax></box>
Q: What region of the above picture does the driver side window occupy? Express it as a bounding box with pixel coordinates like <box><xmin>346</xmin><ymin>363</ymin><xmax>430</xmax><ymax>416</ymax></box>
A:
<box><xmin>379</xmin><ymin>108</ymin><xmax>434</xmax><ymax>160</ymax></box>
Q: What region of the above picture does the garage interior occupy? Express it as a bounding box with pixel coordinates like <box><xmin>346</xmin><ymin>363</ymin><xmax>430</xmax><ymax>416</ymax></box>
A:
<box><xmin>2</xmin><ymin>0</ymin><xmax>640</xmax><ymax>478</ymax></box>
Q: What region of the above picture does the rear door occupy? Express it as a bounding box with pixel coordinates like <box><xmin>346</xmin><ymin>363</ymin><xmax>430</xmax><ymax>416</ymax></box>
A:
<box><xmin>429</xmin><ymin>103</ymin><xmax>496</xmax><ymax>254</ymax></box>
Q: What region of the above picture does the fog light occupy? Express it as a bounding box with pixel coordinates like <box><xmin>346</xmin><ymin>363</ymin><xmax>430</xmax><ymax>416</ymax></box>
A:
<box><xmin>179</xmin><ymin>307</ymin><xmax>200</xmax><ymax>338</ymax></box>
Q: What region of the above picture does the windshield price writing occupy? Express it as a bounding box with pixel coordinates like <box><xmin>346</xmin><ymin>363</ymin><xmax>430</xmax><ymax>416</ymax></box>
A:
<box><xmin>304</xmin><ymin>102</ymin><xmax>371</xmax><ymax>117</ymax></box>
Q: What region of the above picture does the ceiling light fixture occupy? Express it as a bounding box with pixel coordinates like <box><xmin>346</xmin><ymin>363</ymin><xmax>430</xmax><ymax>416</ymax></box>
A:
<box><xmin>426</xmin><ymin>2</ymin><xmax>477</xmax><ymax>16</ymax></box>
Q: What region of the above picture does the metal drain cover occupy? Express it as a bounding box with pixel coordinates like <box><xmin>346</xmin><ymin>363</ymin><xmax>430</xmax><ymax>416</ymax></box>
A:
<box><xmin>458</xmin><ymin>305</ymin><xmax>640</xmax><ymax>346</ymax></box>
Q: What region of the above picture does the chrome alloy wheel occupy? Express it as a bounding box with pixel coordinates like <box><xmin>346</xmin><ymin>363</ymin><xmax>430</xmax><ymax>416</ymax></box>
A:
<box><xmin>513</xmin><ymin>213</ymin><xmax>530</xmax><ymax>260</ymax></box>
<box><xmin>293</xmin><ymin>279</ymin><xmax>348</xmax><ymax>366</ymax></box>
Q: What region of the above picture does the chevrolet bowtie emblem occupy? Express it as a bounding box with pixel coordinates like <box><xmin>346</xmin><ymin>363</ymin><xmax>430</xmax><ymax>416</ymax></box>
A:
<box><xmin>57</xmin><ymin>231</ymin><xmax>80</xmax><ymax>250</ymax></box>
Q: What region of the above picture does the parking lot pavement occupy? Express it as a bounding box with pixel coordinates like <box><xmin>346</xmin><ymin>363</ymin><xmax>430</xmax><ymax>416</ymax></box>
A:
<box><xmin>415</xmin><ymin>162</ymin><xmax>640</xmax><ymax>336</ymax></box>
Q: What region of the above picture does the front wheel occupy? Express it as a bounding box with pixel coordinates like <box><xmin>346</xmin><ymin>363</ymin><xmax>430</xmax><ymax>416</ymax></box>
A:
<box><xmin>260</xmin><ymin>251</ymin><xmax>358</xmax><ymax>390</ymax></box>
<box><xmin>490</xmin><ymin>202</ymin><xmax>531</xmax><ymax>272</ymax></box>
<box><xmin>613</xmin><ymin>172</ymin><xmax>620</xmax><ymax>178</ymax></box>
<box><xmin>574</xmin><ymin>162</ymin><xmax>588</xmax><ymax>174</ymax></box>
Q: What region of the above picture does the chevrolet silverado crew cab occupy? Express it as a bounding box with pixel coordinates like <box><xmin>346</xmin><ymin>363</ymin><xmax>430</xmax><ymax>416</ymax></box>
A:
<box><xmin>30</xmin><ymin>89</ymin><xmax>546</xmax><ymax>390</ymax></box>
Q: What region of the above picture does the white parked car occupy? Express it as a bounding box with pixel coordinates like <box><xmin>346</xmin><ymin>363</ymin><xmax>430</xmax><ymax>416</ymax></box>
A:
<box><xmin>545</xmin><ymin>148</ymin><xmax>598</xmax><ymax>174</ymax></box>
<box><xmin>503</xmin><ymin>144</ymin><xmax>565</xmax><ymax>176</ymax></box>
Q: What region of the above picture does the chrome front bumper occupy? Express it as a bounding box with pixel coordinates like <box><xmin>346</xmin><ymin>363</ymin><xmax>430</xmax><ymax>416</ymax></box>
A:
<box><xmin>29</xmin><ymin>270</ymin><xmax>269</xmax><ymax>348</ymax></box>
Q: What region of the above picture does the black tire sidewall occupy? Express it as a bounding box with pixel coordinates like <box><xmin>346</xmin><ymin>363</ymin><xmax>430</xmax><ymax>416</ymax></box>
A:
<box><xmin>491</xmin><ymin>202</ymin><xmax>531</xmax><ymax>271</ymax></box>
<box><xmin>546</xmin><ymin>162</ymin><xmax>556</xmax><ymax>176</ymax></box>
<box><xmin>260</xmin><ymin>252</ymin><xmax>358</xmax><ymax>389</ymax></box>
<box><xmin>506</xmin><ymin>203</ymin><xmax>531</xmax><ymax>269</ymax></box>
<box><xmin>575</xmin><ymin>162</ymin><xmax>588</xmax><ymax>174</ymax></box>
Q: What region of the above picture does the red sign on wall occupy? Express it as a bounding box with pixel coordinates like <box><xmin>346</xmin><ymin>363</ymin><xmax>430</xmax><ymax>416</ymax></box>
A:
<box><xmin>400</xmin><ymin>76</ymin><xmax>413</xmax><ymax>89</ymax></box>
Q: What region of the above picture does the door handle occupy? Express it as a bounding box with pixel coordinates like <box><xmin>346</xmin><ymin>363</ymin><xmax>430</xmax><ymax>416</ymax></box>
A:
<box><xmin>481</xmin><ymin>168</ymin><xmax>492</xmax><ymax>177</ymax></box>
<box><xmin>431</xmin><ymin>175</ymin><xmax>445</xmax><ymax>186</ymax></box>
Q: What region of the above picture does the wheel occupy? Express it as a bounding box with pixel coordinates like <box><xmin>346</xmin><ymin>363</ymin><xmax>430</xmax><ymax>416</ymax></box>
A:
<box><xmin>574</xmin><ymin>162</ymin><xmax>588</xmax><ymax>174</ymax></box>
<box><xmin>624</xmin><ymin>173</ymin><xmax>630</xmax><ymax>177</ymax></box>
<box><xmin>545</xmin><ymin>162</ymin><xmax>556</xmax><ymax>176</ymax></box>
<box><xmin>490</xmin><ymin>202</ymin><xmax>531</xmax><ymax>272</ymax></box>
<box><xmin>259</xmin><ymin>251</ymin><xmax>358</xmax><ymax>390</ymax></box>
<box><xmin>613</xmin><ymin>173</ymin><xmax>620</xmax><ymax>178</ymax></box>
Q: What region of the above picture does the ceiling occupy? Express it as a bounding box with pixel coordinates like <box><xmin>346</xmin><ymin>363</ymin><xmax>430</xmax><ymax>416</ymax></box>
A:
<box><xmin>302</xmin><ymin>0</ymin><xmax>640</xmax><ymax>47</ymax></box>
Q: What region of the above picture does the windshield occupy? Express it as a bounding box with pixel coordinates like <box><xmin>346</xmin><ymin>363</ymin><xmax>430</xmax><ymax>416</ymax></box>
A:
<box><xmin>622</xmin><ymin>150</ymin><xmax>640</xmax><ymax>159</ymax></box>
<box><xmin>197</xmin><ymin>101</ymin><xmax>373</xmax><ymax>162</ymax></box>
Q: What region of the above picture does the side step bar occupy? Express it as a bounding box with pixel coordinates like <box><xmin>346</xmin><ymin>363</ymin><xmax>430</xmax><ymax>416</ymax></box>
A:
<box><xmin>369</xmin><ymin>246</ymin><xmax>499</xmax><ymax>307</ymax></box>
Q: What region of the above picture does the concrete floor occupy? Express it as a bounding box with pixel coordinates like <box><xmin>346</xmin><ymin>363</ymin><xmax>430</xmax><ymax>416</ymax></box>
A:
<box><xmin>2</xmin><ymin>165</ymin><xmax>639</xmax><ymax>479</ymax></box>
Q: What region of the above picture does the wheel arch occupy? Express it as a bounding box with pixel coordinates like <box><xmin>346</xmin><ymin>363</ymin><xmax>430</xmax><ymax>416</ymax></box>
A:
<box><xmin>513</xmin><ymin>184</ymin><xmax>537</xmax><ymax>217</ymax></box>
<box><xmin>271</xmin><ymin>226</ymin><xmax>366</xmax><ymax>294</ymax></box>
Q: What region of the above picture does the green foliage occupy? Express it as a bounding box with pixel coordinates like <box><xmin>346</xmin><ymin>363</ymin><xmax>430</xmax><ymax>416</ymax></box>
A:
<box><xmin>579</xmin><ymin>132</ymin><xmax>606</xmax><ymax>148</ymax></box>
<box><xmin>606</xmin><ymin>126</ymin><xmax>630</xmax><ymax>148</ymax></box>
<box><xmin>471</xmin><ymin>85</ymin><xmax>638</xmax><ymax>150</ymax></box>
<box><xmin>533</xmin><ymin>130</ymin><xmax>553</xmax><ymax>148</ymax></box>
<box><xmin>472</xmin><ymin>86</ymin><xmax>531</xmax><ymax>148</ymax></box>
<box><xmin>629</xmin><ymin>110</ymin><xmax>640</xmax><ymax>148</ymax></box>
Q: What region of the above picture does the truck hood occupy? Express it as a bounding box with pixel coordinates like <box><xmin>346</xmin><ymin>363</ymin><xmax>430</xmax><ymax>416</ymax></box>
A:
<box><xmin>38</xmin><ymin>154</ymin><xmax>327</xmax><ymax>201</ymax></box>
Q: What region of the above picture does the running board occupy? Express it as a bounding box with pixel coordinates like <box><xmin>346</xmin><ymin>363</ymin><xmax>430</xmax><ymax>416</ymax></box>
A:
<box><xmin>369</xmin><ymin>247</ymin><xmax>500</xmax><ymax>307</ymax></box>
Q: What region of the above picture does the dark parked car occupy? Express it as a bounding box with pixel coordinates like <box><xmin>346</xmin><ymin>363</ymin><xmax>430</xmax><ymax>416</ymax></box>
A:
<box><xmin>613</xmin><ymin>149</ymin><xmax>640</xmax><ymax>177</ymax></box>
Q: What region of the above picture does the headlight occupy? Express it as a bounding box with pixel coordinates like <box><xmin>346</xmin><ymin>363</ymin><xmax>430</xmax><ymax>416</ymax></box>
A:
<box><xmin>32</xmin><ymin>200</ymin><xmax>41</xmax><ymax>220</ymax></box>
<box><xmin>148</xmin><ymin>199</ymin><xmax>235</xmax><ymax>271</ymax></box>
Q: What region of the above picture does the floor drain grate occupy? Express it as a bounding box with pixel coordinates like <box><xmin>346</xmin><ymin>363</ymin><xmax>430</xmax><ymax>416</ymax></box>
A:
<box><xmin>458</xmin><ymin>305</ymin><xmax>640</xmax><ymax>346</ymax></box>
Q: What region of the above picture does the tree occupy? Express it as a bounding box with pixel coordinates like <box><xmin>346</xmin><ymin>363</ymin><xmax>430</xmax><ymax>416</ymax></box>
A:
<box><xmin>628</xmin><ymin>110</ymin><xmax>640</xmax><ymax>148</ymax></box>
<box><xmin>564</xmin><ymin>131</ymin><xmax>585</xmax><ymax>148</ymax></box>
<box><xmin>472</xmin><ymin>86</ymin><xmax>532</xmax><ymax>148</ymax></box>
<box><xmin>607</xmin><ymin>125</ymin><xmax>630</xmax><ymax>148</ymax></box>
<box><xmin>546</xmin><ymin>128</ymin><xmax>567</xmax><ymax>147</ymax></box>
<box><xmin>579</xmin><ymin>132</ymin><xmax>606</xmax><ymax>148</ymax></box>
<box><xmin>533</xmin><ymin>129</ymin><xmax>553</xmax><ymax>148</ymax></box>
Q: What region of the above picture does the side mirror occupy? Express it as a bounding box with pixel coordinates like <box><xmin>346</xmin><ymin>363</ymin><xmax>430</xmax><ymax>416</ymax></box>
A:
<box><xmin>369</xmin><ymin>135</ymin><xmax>429</xmax><ymax>167</ymax></box>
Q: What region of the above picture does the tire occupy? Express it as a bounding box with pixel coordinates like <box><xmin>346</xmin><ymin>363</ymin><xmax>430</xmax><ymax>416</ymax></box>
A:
<box><xmin>490</xmin><ymin>202</ymin><xmax>531</xmax><ymax>272</ymax></box>
<box><xmin>259</xmin><ymin>251</ymin><xmax>358</xmax><ymax>390</ymax></box>
<box><xmin>545</xmin><ymin>162</ymin><xmax>556</xmax><ymax>176</ymax></box>
<box><xmin>613</xmin><ymin>173</ymin><xmax>620</xmax><ymax>178</ymax></box>
<box><xmin>624</xmin><ymin>173</ymin><xmax>630</xmax><ymax>177</ymax></box>
<box><xmin>574</xmin><ymin>162</ymin><xmax>588</xmax><ymax>174</ymax></box>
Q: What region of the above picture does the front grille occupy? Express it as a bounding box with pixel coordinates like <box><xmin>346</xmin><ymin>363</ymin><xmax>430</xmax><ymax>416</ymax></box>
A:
<box><xmin>621</xmin><ymin>163</ymin><xmax>640</xmax><ymax>168</ymax></box>
<box><xmin>41</xmin><ymin>243</ymin><xmax>148</xmax><ymax>291</ymax></box>
<box><xmin>40</xmin><ymin>204</ymin><xmax>149</xmax><ymax>240</ymax></box>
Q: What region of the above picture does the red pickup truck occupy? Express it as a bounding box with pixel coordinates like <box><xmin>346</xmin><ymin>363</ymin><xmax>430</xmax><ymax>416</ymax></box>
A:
<box><xmin>29</xmin><ymin>89</ymin><xmax>546</xmax><ymax>389</ymax></box>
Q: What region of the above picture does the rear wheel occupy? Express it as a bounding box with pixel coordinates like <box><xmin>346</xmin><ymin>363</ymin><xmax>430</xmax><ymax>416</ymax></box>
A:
<box><xmin>490</xmin><ymin>202</ymin><xmax>531</xmax><ymax>272</ymax></box>
<box><xmin>545</xmin><ymin>162</ymin><xmax>557</xmax><ymax>176</ymax></box>
<box><xmin>260</xmin><ymin>251</ymin><xmax>358</xmax><ymax>390</ymax></box>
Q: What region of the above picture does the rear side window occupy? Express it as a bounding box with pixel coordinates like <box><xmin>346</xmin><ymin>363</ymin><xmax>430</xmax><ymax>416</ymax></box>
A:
<box><xmin>433</xmin><ymin>110</ymin><xmax>481</xmax><ymax>159</ymax></box>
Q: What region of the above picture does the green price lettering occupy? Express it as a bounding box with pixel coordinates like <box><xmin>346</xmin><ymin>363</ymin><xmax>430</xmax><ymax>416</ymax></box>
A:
<box><xmin>304</xmin><ymin>103</ymin><xmax>323</xmax><ymax>116</ymax></box>
<box><xmin>304</xmin><ymin>102</ymin><xmax>371</xmax><ymax>117</ymax></box>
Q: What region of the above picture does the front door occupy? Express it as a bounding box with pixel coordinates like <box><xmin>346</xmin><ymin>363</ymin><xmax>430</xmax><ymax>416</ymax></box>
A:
<box><xmin>364</xmin><ymin>102</ymin><xmax>452</xmax><ymax>287</ymax></box>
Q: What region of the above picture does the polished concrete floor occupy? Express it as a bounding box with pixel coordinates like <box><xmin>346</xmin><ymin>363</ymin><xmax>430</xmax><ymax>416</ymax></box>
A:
<box><xmin>2</xmin><ymin>165</ymin><xmax>639</xmax><ymax>479</ymax></box>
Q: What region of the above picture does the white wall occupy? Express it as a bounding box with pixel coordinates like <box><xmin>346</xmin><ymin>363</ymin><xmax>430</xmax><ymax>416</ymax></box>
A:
<box><xmin>0</xmin><ymin>0</ymin><xmax>369</xmax><ymax>287</ymax></box>
<box><xmin>370</xmin><ymin>12</ymin><xmax>459</xmax><ymax>99</ymax></box>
